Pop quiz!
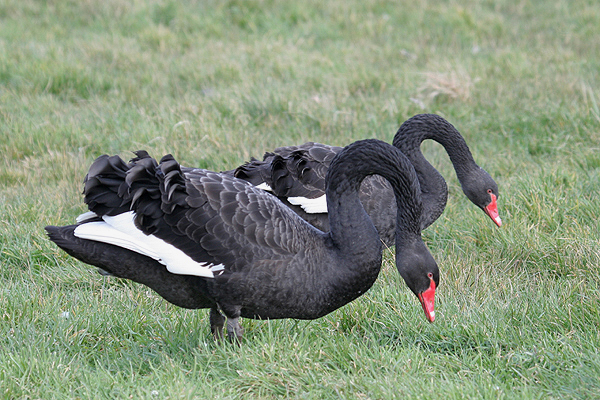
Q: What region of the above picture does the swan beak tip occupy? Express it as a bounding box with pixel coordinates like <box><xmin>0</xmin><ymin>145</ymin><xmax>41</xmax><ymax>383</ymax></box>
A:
<box><xmin>489</xmin><ymin>213</ymin><xmax>502</xmax><ymax>227</ymax></box>
<box><xmin>428</xmin><ymin>310</ymin><xmax>435</xmax><ymax>322</ymax></box>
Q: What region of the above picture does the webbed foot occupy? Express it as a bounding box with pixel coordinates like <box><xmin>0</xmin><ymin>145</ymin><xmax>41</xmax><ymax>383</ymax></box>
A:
<box><xmin>210</xmin><ymin>306</ymin><xmax>226</xmax><ymax>342</ymax></box>
<box><xmin>226</xmin><ymin>317</ymin><xmax>243</xmax><ymax>343</ymax></box>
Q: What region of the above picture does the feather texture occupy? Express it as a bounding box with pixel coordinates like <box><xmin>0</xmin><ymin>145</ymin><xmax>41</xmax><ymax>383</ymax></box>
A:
<box><xmin>229</xmin><ymin>114</ymin><xmax>501</xmax><ymax>247</ymax></box>
<box><xmin>46</xmin><ymin>139</ymin><xmax>440</xmax><ymax>340</ymax></box>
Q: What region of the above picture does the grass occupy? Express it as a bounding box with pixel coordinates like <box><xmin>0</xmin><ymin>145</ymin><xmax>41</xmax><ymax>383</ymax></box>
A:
<box><xmin>1</xmin><ymin>0</ymin><xmax>600</xmax><ymax>398</ymax></box>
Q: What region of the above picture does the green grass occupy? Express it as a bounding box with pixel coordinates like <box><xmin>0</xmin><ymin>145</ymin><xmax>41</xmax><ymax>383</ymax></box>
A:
<box><xmin>2</xmin><ymin>0</ymin><xmax>600</xmax><ymax>398</ymax></box>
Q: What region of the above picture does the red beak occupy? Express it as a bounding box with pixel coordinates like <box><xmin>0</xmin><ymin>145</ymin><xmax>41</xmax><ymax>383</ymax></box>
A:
<box><xmin>484</xmin><ymin>193</ymin><xmax>502</xmax><ymax>227</ymax></box>
<box><xmin>417</xmin><ymin>277</ymin><xmax>436</xmax><ymax>323</ymax></box>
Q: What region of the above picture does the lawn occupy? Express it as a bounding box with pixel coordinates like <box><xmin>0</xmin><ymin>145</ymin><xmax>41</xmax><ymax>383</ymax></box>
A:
<box><xmin>1</xmin><ymin>0</ymin><xmax>599</xmax><ymax>398</ymax></box>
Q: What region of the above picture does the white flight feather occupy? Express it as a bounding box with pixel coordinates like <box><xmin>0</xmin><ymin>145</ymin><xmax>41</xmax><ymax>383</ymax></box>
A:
<box><xmin>74</xmin><ymin>211</ymin><xmax>218</xmax><ymax>278</ymax></box>
<box><xmin>287</xmin><ymin>194</ymin><xmax>328</xmax><ymax>214</ymax></box>
<box><xmin>76</xmin><ymin>211</ymin><xmax>98</xmax><ymax>223</ymax></box>
<box><xmin>255</xmin><ymin>182</ymin><xmax>273</xmax><ymax>191</ymax></box>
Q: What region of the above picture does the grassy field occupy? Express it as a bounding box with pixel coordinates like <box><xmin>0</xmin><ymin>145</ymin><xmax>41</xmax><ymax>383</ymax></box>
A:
<box><xmin>1</xmin><ymin>0</ymin><xmax>600</xmax><ymax>398</ymax></box>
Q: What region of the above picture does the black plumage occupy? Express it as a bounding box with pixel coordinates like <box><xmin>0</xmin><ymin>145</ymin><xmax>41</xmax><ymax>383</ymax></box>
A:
<box><xmin>46</xmin><ymin>139</ymin><xmax>439</xmax><ymax>341</ymax></box>
<box><xmin>231</xmin><ymin>114</ymin><xmax>502</xmax><ymax>247</ymax></box>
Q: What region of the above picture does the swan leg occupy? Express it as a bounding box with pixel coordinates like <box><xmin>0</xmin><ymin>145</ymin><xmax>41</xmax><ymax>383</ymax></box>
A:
<box><xmin>210</xmin><ymin>306</ymin><xmax>226</xmax><ymax>342</ymax></box>
<box><xmin>226</xmin><ymin>317</ymin><xmax>243</xmax><ymax>343</ymax></box>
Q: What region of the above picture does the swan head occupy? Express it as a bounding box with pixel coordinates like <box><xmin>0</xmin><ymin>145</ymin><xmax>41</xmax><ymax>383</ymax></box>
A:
<box><xmin>395</xmin><ymin>236</ymin><xmax>440</xmax><ymax>322</ymax></box>
<box><xmin>461</xmin><ymin>167</ymin><xmax>502</xmax><ymax>227</ymax></box>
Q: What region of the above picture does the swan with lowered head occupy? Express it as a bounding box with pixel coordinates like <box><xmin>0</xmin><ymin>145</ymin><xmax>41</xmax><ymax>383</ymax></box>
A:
<box><xmin>232</xmin><ymin>114</ymin><xmax>501</xmax><ymax>247</ymax></box>
<box><xmin>46</xmin><ymin>139</ymin><xmax>439</xmax><ymax>341</ymax></box>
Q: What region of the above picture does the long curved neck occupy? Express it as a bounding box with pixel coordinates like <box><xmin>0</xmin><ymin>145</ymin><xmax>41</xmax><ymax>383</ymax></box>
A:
<box><xmin>392</xmin><ymin>114</ymin><xmax>478</xmax><ymax>228</ymax></box>
<box><xmin>325</xmin><ymin>140</ymin><xmax>422</xmax><ymax>261</ymax></box>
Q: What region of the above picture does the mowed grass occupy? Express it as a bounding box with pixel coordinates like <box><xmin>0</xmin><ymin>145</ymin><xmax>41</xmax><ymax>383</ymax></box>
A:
<box><xmin>1</xmin><ymin>0</ymin><xmax>600</xmax><ymax>398</ymax></box>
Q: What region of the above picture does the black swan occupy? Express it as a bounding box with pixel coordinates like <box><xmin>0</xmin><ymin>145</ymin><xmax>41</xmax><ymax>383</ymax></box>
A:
<box><xmin>46</xmin><ymin>139</ymin><xmax>439</xmax><ymax>341</ymax></box>
<box><xmin>232</xmin><ymin>114</ymin><xmax>501</xmax><ymax>247</ymax></box>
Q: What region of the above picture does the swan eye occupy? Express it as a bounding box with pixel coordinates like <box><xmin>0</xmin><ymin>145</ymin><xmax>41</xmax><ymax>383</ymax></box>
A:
<box><xmin>487</xmin><ymin>189</ymin><xmax>493</xmax><ymax>194</ymax></box>
<box><xmin>427</xmin><ymin>272</ymin><xmax>433</xmax><ymax>279</ymax></box>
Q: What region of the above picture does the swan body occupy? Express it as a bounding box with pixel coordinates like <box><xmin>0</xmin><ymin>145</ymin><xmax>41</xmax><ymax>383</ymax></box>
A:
<box><xmin>231</xmin><ymin>114</ymin><xmax>501</xmax><ymax>247</ymax></box>
<box><xmin>46</xmin><ymin>139</ymin><xmax>439</xmax><ymax>341</ymax></box>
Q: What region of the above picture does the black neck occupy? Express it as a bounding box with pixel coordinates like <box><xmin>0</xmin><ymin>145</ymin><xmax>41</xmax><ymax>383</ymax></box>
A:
<box><xmin>326</xmin><ymin>139</ymin><xmax>422</xmax><ymax>258</ymax></box>
<box><xmin>393</xmin><ymin>114</ymin><xmax>478</xmax><ymax>181</ymax></box>
<box><xmin>392</xmin><ymin>114</ymin><xmax>479</xmax><ymax>227</ymax></box>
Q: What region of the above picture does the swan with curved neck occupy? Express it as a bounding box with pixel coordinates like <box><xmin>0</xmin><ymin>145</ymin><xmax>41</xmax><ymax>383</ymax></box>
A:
<box><xmin>46</xmin><ymin>139</ymin><xmax>439</xmax><ymax>341</ymax></box>
<box><xmin>392</xmin><ymin>114</ymin><xmax>501</xmax><ymax>229</ymax></box>
<box><xmin>233</xmin><ymin>114</ymin><xmax>501</xmax><ymax>246</ymax></box>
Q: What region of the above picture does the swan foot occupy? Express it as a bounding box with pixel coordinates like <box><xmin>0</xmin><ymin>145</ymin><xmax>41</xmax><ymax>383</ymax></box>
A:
<box><xmin>226</xmin><ymin>317</ymin><xmax>243</xmax><ymax>343</ymax></box>
<box><xmin>210</xmin><ymin>306</ymin><xmax>242</xmax><ymax>343</ymax></box>
<box><xmin>210</xmin><ymin>306</ymin><xmax>226</xmax><ymax>342</ymax></box>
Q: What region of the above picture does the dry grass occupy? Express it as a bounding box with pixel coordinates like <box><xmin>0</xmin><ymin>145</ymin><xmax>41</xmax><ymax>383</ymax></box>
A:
<box><xmin>418</xmin><ymin>67</ymin><xmax>480</xmax><ymax>103</ymax></box>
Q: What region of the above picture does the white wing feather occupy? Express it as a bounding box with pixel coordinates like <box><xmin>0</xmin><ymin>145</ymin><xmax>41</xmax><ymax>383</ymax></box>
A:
<box><xmin>74</xmin><ymin>211</ymin><xmax>217</xmax><ymax>278</ymax></box>
<box><xmin>287</xmin><ymin>194</ymin><xmax>328</xmax><ymax>214</ymax></box>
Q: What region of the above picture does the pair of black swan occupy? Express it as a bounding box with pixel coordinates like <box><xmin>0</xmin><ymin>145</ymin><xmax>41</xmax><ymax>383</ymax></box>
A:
<box><xmin>46</xmin><ymin>139</ymin><xmax>439</xmax><ymax>341</ymax></box>
<box><xmin>232</xmin><ymin>114</ymin><xmax>501</xmax><ymax>247</ymax></box>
